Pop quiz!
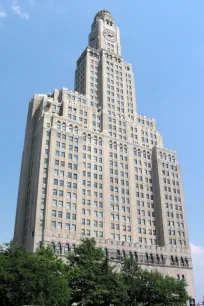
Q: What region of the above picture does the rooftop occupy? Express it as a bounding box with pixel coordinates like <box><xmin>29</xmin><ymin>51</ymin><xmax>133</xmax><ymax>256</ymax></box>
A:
<box><xmin>94</xmin><ymin>10</ymin><xmax>113</xmax><ymax>21</ymax></box>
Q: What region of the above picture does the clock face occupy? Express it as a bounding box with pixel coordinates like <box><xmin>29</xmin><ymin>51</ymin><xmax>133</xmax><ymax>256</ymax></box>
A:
<box><xmin>103</xmin><ymin>29</ymin><xmax>116</xmax><ymax>43</ymax></box>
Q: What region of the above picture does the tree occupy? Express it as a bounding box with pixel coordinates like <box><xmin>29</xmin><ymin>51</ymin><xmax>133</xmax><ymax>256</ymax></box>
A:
<box><xmin>67</xmin><ymin>238</ymin><xmax>127</xmax><ymax>305</ymax></box>
<box><xmin>120</xmin><ymin>256</ymin><xmax>190</xmax><ymax>306</ymax></box>
<box><xmin>0</xmin><ymin>243</ymin><xmax>70</xmax><ymax>306</ymax></box>
<box><xmin>135</xmin><ymin>269</ymin><xmax>189</xmax><ymax>306</ymax></box>
<box><xmin>120</xmin><ymin>256</ymin><xmax>142</xmax><ymax>305</ymax></box>
<box><xmin>98</xmin><ymin>258</ymin><xmax>127</xmax><ymax>306</ymax></box>
<box><xmin>0</xmin><ymin>239</ymin><xmax>191</xmax><ymax>306</ymax></box>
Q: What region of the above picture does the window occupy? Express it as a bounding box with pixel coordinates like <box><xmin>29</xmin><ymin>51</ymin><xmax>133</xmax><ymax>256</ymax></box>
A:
<box><xmin>66</xmin><ymin>223</ymin><xmax>70</xmax><ymax>230</ymax></box>
<box><xmin>58</xmin><ymin>222</ymin><xmax>62</xmax><ymax>229</ymax></box>
<box><xmin>59</xmin><ymin>201</ymin><xmax>63</xmax><ymax>208</ymax></box>
<box><xmin>51</xmin><ymin>221</ymin><xmax>56</xmax><ymax>228</ymax></box>
<box><xmin>72</xmin><ymin>224</ymin><xmax>76</xmax><ymax>232</ymax></box>
<box><xmin>52</xmin><ymin>199</ymin><xmax>57</xmax><ymax>207</ymax></box>
<box><xmin>52</xmin><ymin>210</ymin><xmax>56</xmax><ymax>217</ymax></box>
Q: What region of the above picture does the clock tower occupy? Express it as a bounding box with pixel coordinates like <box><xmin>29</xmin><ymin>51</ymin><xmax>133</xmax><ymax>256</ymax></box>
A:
<box><xmin>88</xmin><ymin>10</ymin><xmax>122</xmax><ymax>56</ymax></box>
<box><xmin>75</xmin><ymin>10</ymin><xmax>136</xmax><ymax>116</ymax></box>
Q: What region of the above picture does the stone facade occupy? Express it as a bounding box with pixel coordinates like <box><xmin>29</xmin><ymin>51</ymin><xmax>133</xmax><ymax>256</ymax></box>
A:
<box><xmin>14</xmin><ymin>10</ymin><xmax>195</xmax><ymax>299</ymax></box>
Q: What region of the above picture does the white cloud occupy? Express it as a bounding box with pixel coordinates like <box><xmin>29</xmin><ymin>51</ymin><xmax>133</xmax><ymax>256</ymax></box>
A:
<box><xmin>190</xmin><ymin>243</ymin><xmax>204</xmax><ymax>266</ymax></box>
<box><xmin>190</xmin><ymin>243</ymin><xmax>204</xmax><ymax>302</ymax></box>
<box><xmin>11</xmin><ymin>0</ymin><xmax>29</xmax><ymax>20</ymax></box>
<box><xmin>0</xmin><ymin>10</ymin><xmax>7</xmax><ymax>19</ymax></box>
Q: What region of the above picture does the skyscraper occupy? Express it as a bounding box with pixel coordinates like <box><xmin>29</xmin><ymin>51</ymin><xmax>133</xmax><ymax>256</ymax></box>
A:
<box><xmin>14</xmin><ymin>10</ymin><xmax>195</xmax><ymax>298</ymax></box>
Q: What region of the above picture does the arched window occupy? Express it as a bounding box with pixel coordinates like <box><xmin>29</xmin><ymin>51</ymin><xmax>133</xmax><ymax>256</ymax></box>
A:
<box><xmin>74</xmin><ymin>127</ymin><xmax>78</xmax><ymax>135</ymax></box>
<box><xmin>94</xmin><ymin>137</ymin><xmax>97</xmax><ymax>145</ymax></box>
<box><xmin>69</xmin><ymin>125</ymin><xmax>73</xmax><ymax>133</ymax></box>
<box><xmin>124</xmin><ymin>145</ymin><xmax>127</xmax><ymax>153</ymax></box>
<box><xmin>129</xmin><ymin>252</ymin><xmax>133</xmax><ymax>260</ymax></box>
<box><xmin>134</xmin><ymin>252</ymin><xmax>138</xmax><ymax>262</ymax></box>
<box><xmin>57</xmin><ymin>122</ymin><xmax>61</xmax><ymax>130</ymax></box>
<box><xmin>50</xmin><ymin>242</ymin><xmax>55</xmax><ymax>252</ymax></box>
<box><xmin>62</xmin><ymin>123</ymin><xmax>66</xmax><ymax>131</ymax></box>
<box><xmin>143</xmin><ymin>151</ymin><xmax>146</xmax><ymax>158</ymax></box>
<box><xmin>138</xmin><ymin>150</ymin><xmax>141</xmax><ymax>157</ymax></box>
<box><xmin>160</xmin><ymin>255</ymin><xmax>164</xmax><ymax>263</ymax></box>
<box><xmin>185</xmin><ymin>258</ymin><xmax>188</xmax><ymax>267</ymax></box>
<box><xmin>150</xmin><ymin>254</ymin><xmax>154</xmax><ymax>263</ymax></box>
<box><xmin>122</xmin><ymin>251</ymin><xmax>126</xmax><ymax>259</ymax></box>
<box><xmin>156</xmin><ymin>254</ymin><xmax>160</xmax><ymax>263</ymax></box>
<box><xmin>181</xmin><ymin>257</ymin><xmax>184</xmax><ymax>266</ymax></box>
<box><xmin>71</xmin><ymin>244</ymin><xmax>76</xmax><ymax>252</ymax></box>
<box><xmin>133</xmin><ymin>148</ymin><xmax>137</xmax><ymax>156</ymax></box>
<box><xmin>114</xmin><ymin>143</ymin><xmax>117</xmax><ymax>151</ymax></box>
<box><xmin>171</xmin><ymin>256</ymin><xmax>174</xmax><ymax>265</ymax></box>
<box><xmin>145</xmin><ymin>253</ymin><xmax>149</xmax><ymax>262</ymax></box>
<box><xmin>56</xmin><ymin>243</ymin><xmax>62</xmax><ymax>255</ymax></box>
<box><xmin>175</xmin><ymin>256</ymin><xmax>179</xmax><ymax>266</ymax></box>
<box><xmin>99</xmin><ymin>138</ymin><xmax>102</xmax><ymax>146</ymax></box>
<box><xmin>87</xmin><ymin>135</ymin><xmax>91</xmax><ymax>144</ymax></box>
<box><xmin>64</xmin><ymin>244</ymin><xmax>69</xmax><ymax>254</ymax></box>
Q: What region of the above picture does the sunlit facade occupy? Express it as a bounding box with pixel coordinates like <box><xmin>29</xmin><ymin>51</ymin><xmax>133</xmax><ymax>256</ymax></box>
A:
<box><xmin>14</xmin><ymin>10</ymin><xmax>195</xmax><ymax>299</ymax></box>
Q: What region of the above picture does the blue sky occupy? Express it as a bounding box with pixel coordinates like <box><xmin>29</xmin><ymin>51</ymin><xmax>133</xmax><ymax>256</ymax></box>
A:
<box><xmin>0</xmin><ymin>0</ymin><xmax>203</xmax><ymax>301</ymax></box>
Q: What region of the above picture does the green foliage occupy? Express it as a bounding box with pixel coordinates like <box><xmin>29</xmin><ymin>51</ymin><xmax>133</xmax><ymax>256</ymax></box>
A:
<box><xmin>67</xmin><ymin>238</ymin><xmax>126</xmax><ymax>305</ymax></box>
<box><xmin>121</xmin><ymin>257</ymin><xmax>189</xmax><ymax>306</ymax></box>
<box><xmin>0</xmin><ymin>243</ymin><xmax>70</xmax><ymax>306</ymax></box>
<box><xmin>120</xmin><ymin>256</ymin><xmax>143</xmax><ymax>305</ymax></box>
<box><xmin>0</xmin><ymin>239</ymin><xmax>190</xmax><ymax>306</ymax></box>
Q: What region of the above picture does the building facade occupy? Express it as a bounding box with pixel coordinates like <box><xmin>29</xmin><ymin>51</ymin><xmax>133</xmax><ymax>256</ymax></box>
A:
<box><xmin>14</xmin><ymin>10</ymin><xmax>195</xmax><ymax>298</ymax></box>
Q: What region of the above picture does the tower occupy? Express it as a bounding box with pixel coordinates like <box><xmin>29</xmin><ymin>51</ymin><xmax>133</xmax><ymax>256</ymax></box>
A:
<box><xmin>14</xmin><ymin>10</ymin><xmax>195</xmax><ymax>299</ymax></box>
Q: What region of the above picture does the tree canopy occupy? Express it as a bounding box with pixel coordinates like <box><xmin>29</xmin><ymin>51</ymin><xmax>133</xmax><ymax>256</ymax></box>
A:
<box><xmin>67</xmin><ymin>238</ymin><xmax>127</xmax><ymax>306</ymax></box>
<box><xmin>0</xmin><ymin>244</ymin><xmax>70</xmax><ymax>306</ymax></box>
<box><xmin>0</xmin><ymin>239</ymin><xmax>190</xmax><ymax>306</ymax></box>
<box><xmin>121</xmin><ymin>257</ymin><xmax>189</xmax><ymax>306</ymax></box>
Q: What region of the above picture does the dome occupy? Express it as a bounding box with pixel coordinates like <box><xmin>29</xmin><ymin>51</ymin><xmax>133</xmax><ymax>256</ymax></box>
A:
<box><xmin>94</xmin><ymin>10</ymin><xmax>113</xmax><ymax>22</ymax></box>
